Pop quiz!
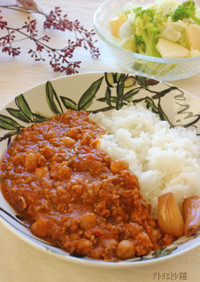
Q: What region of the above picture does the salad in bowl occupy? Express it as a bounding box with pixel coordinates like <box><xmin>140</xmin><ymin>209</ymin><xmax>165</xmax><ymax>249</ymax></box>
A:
<box><xmin>109</xmin><ymin>0</ymin><xmax>200</xmax><ymax>59</ymax></box>
<box><xmin>93</xmin><ymin>0</ymin><xmax>200</xmax><ymax>80</ymax></box>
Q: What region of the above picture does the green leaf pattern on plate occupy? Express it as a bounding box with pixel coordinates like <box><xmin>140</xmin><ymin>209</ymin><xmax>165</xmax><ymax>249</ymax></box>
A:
<box><xmin>15</xmin><ymin>95</ymin><xmax>33</xmax><ymax>121</ymax></box>
<box><xmin>78</xmin><ymin>76</ymin><xmax>104</xmax><ymax>110</ymax></box>
<box><xmin>0</xmin><ymin>114</ymin><xmax>22</xmax><ymax>130</ymax></box>
<box><xmin>46</xmin><ymin>81</ymin><xmax>63</xmax><ymax>114</ymax></box>
<box><xmin>60</xmin><ymin>96</ymin><xmax>77</xmax><ymax>111</ymax></box>
<box><xmin>6</xmin><ymin>108</ymin><xmax>32</xmax><ymax>123</ymax></box>
<box><xmin>0</xmin><ymin>73</ymin><xmax>199</xmax><ymax>143</ymax></box>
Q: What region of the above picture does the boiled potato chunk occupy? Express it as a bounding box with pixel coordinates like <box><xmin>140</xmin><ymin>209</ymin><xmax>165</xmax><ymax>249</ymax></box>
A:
<box><xmin>118</xmin><ymin>35</ymin><xmax>136</xmax><ymax>52</ymax></box>
<box><xmin>160</xmin><ymin>25</ymin><xmax>182</xmax><ymax>42</ymax></box>
<box><xmin>109</xmin><ymin>14</ymin><xmax>127</xmax><ymax>38</ymax></box>
<box><xmin>156</xmin><ymin>38</ymin><xmax>190</xmax><ymax>58</ymax></box>
<box><xmin>186</xmin><ymin>24</ymin><xmax>200</xmax><ymax>51</ymax></box>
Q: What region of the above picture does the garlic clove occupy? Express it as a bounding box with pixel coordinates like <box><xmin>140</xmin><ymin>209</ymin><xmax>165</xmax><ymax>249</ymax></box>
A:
<box><xmin>182</xmin><ymin>196</ymin><xmax>200</xmax><ymax>237</ymax></box>
<box><xmin>158</xmin><ymin>192</ymin><xmax>184</xmax><ymax>238</ymax></box>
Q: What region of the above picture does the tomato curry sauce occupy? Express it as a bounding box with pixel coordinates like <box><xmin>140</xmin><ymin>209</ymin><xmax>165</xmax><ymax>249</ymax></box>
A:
<box><xmin>0</xmin><ymin>110</ymin><xmax>173</xmax><ymax>261</ymax></box>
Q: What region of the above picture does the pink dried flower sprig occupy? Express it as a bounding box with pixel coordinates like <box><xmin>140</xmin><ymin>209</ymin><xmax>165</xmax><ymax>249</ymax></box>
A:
<box><xmin>0</xmin><ymin>3</ymin><xmax>100</xmax><ymax>75</ymax></box>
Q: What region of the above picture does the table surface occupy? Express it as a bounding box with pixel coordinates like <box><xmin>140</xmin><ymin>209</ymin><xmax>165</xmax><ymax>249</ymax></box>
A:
<box><xmin>0</xmin><ymin>1</ymin><xmax>200</xmax><ymax>281</ymax></box>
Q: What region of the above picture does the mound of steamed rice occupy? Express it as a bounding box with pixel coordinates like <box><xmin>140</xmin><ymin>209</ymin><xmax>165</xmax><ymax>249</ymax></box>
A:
<box><xmin>90</xmin><ymin>104</ymin><xmax>200</xmax><ymax>217</ymax></box>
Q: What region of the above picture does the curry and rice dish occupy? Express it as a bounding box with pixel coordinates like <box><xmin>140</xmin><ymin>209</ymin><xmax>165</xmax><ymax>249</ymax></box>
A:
<box><xmin>0</xmin><ymin>107</ymin><xmax>200</xmax><ymax>261</ymax></box>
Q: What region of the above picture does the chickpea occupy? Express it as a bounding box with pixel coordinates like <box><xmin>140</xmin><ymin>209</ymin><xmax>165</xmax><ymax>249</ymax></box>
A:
<box><xmin>76</xmin><ymin>239</ymin><xmax>92</xmax><ymax>256</ymax></box>
<box><xmin>31</xmin><ymin>217</ymin><xmax>50</xmax><ymax>237</ymax></box>
<box><xmin>116</xmin><ymin>240</ymin><xmax>135</xmax><ymax>259</ymax></box>
<box><xmin>80</xmin><ymin>213</ymin><xmax>97</xmax><ymax>230</ymax></box>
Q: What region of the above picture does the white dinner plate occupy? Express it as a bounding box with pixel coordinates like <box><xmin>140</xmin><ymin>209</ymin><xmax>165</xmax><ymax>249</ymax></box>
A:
<box><xmin>0</xmin><ymin>72</ymin><xmax>200</xmax><ymax>267</ymax></box>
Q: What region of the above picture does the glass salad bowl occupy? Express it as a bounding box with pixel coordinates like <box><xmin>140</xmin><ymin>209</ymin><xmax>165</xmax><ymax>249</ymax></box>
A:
<box><xmin>93</xmin><ymin>0</ymin><xmax>200</xmax><ymax>81</ymax></box>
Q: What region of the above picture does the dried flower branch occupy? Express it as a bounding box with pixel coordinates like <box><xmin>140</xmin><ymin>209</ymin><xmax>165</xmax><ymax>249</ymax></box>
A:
<box><xmin>0</xmin><ymin>0</ymin><xmax>100</xmax><ymax>75</ymax></box>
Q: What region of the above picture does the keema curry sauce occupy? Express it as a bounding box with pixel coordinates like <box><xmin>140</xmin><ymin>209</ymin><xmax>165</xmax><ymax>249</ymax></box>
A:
<box><xmin>0</xmin><ymin>110</ymin><xmax>173</xmax><ymax>261</ymax></box>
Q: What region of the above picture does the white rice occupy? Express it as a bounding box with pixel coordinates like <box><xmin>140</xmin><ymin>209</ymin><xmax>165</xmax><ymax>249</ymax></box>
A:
<box><xmin>90</xmin><ymin>104</ymin><xmax>200</xmax><ymax>217</ymax></box>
